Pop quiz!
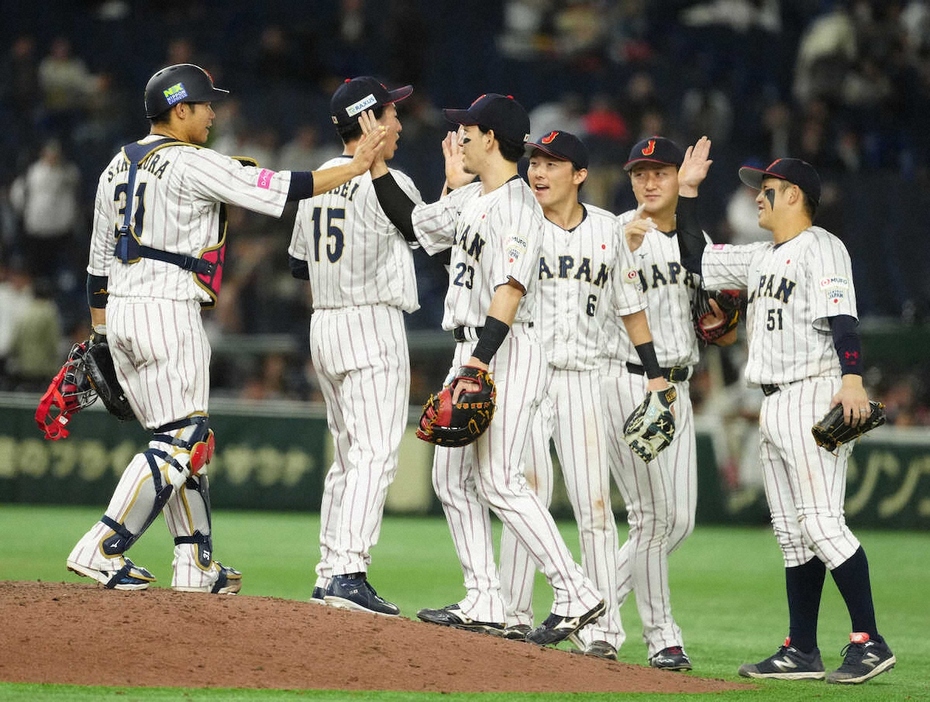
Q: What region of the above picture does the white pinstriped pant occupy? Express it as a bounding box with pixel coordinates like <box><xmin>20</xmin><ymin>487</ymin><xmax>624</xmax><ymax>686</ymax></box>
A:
<box><xmin>310</xmin><ymin>305</ymin><xmax>410</xmax><ymax>582</ymax></box>
<box><xmin>758</xmin><ymin>376</ymin><xmax>860</xmax><ymax>569</ymax></box>
<box><xmin>602</xmin><ymin>360</ymin><xmax>696</xmax><ymax>656</ymax></box>
<box><xmin>432</xmin><ymin>326</ymin><xmax>602</xmax><ymax>623</ymax></box>
<box><xmin>499</xmin><ymin>367</ymin><xmax>624</xmax><ymax>648</ymax></box>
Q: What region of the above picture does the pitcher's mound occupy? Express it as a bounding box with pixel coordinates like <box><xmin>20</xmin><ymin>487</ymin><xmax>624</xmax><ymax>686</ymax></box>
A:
<box><xmin>0</xmin><ymin>581</ymin><xmax>744</xmax><ymax>694</ymax></box>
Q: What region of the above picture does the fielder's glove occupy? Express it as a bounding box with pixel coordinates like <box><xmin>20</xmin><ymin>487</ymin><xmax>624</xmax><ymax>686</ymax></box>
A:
<box><xmin>416</xmin><ymin>366</ymin><xmax>496</xmax><ymax>447</ymax></box>
<box><xmin>811</xmin><ymin>400</ymin><xmax>885</xmax><ymax>454</ymax></box>
<box><xmin>623</xmin><ymin>386</ymin><xmax>677</xmax><ymax>462</ymax></box>
<box><xmin>692</xmin><ymin>288</ymin><xmax>742</xmax><ymax>345</ymax></box>
<box><xmin>83</xmin><ymin>335</ymin><xmax>136</xmax><ymax>422</ymax></box>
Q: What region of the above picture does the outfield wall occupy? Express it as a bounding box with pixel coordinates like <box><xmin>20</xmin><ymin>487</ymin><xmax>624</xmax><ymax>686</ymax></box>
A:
<box><xmin>3</xmin><ymin>393</ymin><xmax>928</xmax><ymax>529</ymax></box>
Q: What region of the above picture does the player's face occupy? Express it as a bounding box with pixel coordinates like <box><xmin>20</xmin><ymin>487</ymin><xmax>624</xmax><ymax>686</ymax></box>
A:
<box><xmin>378</xmin><ymin>104</ymin><xmax>402</xmax><ymax>161</ymax></box>
<box><xmin>527</xmin><ymin>154</ymin><xmax>584</xmax><ymax>210</ymax></box>
<box><xmin>756</xmin><ymin>177</ymin><xmax>787</xmax><ymax>230</ymax></box>
<box><xmin>458</xmin><ymin>125</ymin><xmax>484</xmax><ymax>174</ymax></box>
<box><xmin>184</xmin><ymin>102</ymin><xmax>215</xmax><ymax>144</ymax></box>
<box><xmin>629</xmin><ymin>163</ymin><xmax>678</xmax><ymax>217</ymax></box>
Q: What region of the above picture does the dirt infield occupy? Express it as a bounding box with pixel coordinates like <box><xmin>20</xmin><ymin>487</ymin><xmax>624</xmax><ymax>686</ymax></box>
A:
<box><xmin>0</xmin><ymin>581</ymin><xmax>745</xmax><ymax>694</ymax></box>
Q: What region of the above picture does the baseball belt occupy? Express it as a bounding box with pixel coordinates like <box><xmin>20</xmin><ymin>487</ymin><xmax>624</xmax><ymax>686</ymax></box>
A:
<box><xmin>625</xmin><ymin>362</ymin><xmax>692</xmax><ymax>383</ymax></box>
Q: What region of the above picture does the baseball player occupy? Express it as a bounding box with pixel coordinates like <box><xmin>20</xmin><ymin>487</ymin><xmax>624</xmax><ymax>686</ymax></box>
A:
<box><xmin>289</xmin><ymin>76</ymin><xmax>420</xmax><ymax>616</ymax></box>
<box><xmin>677</xmin><ymin>157</ymin><xmax>895</xmax><ymax>684</ymax></box>
<box><xmin>497</xmin><ymin>130</ymin><xmax>673</xmax><ymax>660</ymax></box>
<box><xmin>360</xmin><ymin>95</ymin><xmax>605</xmax><ymax>645</ymax></box>
<box><xmin>599</xmin><ymin>136</ymin><xmax>722</xmax><ymax>671</ymax></box>
<box><xmin>66</xmin><ymin>63</ymin><xmax>386</xmax><ymax>592</ymax></box>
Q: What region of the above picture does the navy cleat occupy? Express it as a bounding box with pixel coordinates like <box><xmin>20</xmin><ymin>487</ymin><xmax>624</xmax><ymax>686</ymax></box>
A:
<box><xmin>525</xmin><ymin>600</ymin><xmax>606</xmax><ymax>646</ymax></box>
<box><xmin>738</xmin><ymin>638</ymin><xmax>825</xmax><ymax>680</ymax></box>
<box><xmin>67</xmin><ymin>556</ymin><xmax>156</xmax><ymax>591</ymax></box>
<box><xmin>325</xmin><ymin>573</ymin><xmax>400</xmax><ymax>616</ymax></box>
<box><xmin>826</xmin><ymin>633</ymin><xmax>896</xmax><ymax>684</ymax></box>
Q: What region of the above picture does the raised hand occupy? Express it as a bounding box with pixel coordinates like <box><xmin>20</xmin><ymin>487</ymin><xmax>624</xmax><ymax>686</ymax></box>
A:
<box><xmin>678</xmin><ymin>136</ymin><xmax>712</xmax><ymax>197</ymax></box>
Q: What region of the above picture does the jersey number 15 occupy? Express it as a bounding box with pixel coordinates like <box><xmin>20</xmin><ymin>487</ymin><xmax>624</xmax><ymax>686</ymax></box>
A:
<box><xmin>311</xmin><ymin>207</ymin><xmax>345</xmax><ymax>263</ymax></box>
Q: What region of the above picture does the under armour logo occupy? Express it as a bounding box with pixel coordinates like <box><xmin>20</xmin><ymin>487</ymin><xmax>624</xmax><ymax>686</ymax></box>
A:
<box><xmin>541</xmin><ymin>131</ymin><xmax>559</xmax><ymax>144</ymax></box>
<box><xmin>641</xmin><ymin>139</ymin><xmax>656</xmax><ymax>156</ymax></box>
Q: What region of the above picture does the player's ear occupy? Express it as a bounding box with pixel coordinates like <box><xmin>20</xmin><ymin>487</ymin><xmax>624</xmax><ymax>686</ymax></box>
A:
<box><xmin>573</xmin><ymin>167</ymin><xmax>588</xmax><ymax>186</ymax></box>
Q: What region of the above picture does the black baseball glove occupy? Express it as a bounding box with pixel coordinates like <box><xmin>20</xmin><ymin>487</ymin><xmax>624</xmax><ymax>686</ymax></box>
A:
<box><xmin>83</xmin><ymin>337</ymin><xmax>136</xmax><ymax>422</ymax></box>
<box><xmin>811</xmin><ymin>400</ymin><xmax>885</xmax><ymax>453</ymax></box>
<box><xmin>692</xmin><ymin>287</ymin><xmax>742</xmax><ymax>346</ymax></box>
<box><xmin>416</xmin><ymin>366</ymin><xmax>496</xmax><ymax>447</ymax></box>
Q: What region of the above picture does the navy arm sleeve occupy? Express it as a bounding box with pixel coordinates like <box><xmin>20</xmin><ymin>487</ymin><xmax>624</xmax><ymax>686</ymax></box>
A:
<box><xmin>828</xmin><ymin>314</ymin><xmax>863</xmax><ymax>375</ymax></box>
<box><xmin>676</xmin><ymin>196</ymin><xmax>705</xmax><ymax>275</ymax></box>
<box><xmin>371</xmin><ymin>172</ymin><xmax>417</xmax><ymax>243</ymax></box>
<box><xmin>286</xmin><ymin>171</ymin><xmax>316</xmax><ymax>201</ymax></box>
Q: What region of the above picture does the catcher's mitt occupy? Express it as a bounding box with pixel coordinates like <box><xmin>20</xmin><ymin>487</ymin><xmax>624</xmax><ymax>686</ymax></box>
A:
<box><xmin>416</xmin><ymin>366</ymin><xmax>496</xmax><ymax>447</ymax></box>
<box><xmin>623</xmin><ymin>385</ymin><xmax>677</xmax><ymax>462</ymax></box>
<box><xmin>812</xmin><ymin>400</ymin><xmax>885</xmax><ymax>453</ymax></box>
<box><xmin>83</xmin><ymin>337</ymin><xmax>136</xmax><ymax>422</ymax></box>
<box><xmin>693</xmin><ymin>288</ymin><xmax>742</xmax><ymax>345</ymax></box>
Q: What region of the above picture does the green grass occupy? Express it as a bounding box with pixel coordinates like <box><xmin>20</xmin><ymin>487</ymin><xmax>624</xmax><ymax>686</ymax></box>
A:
<box><xmin>0</xmin><ymin>505</ymin><xmax>928</xmax><ymax>701</ymax></box>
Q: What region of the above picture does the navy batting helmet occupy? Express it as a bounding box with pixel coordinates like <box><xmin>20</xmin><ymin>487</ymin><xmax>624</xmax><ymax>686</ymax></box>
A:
<box><xmin>143</xmin><ymin>64</ymin><xmax>229</xmax><ymax>119</ymax></box>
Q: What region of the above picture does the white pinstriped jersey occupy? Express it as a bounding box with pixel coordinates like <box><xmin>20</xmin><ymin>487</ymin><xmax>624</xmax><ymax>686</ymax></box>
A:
<box><xmin>412</xmin><ymin>177</ymin><xmax>541</xmax><ymax>329</ymax></box>
<box><xmin>537</xmin><ymin>204</ymin><xmax>645</xmax><ymax>371</ymax></box>
<box><xmin>700</xmin><ymin>226</ymin><xmax>857</xmax><ymax>385</ymax></box>
<box><xmin>288</xmin><ymin>157</ymin><xmax>421</xmax><ymax>312</ymax></box>
<box><xmin>88</xmin><ymin>135</ymin><xmax>291</xmax><ymax>304</ymax></box>
<box><xmin>601</xmin><ymin>209</ymin><xmax>705</xmax><ymax>367</ymax></box>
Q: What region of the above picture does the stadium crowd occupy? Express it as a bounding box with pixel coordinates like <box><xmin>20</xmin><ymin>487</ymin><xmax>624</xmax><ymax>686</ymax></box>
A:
<box><xmin>0</xmin><ymin>0</ymin><xmax>927</xmax><ymax>421</ymax></box>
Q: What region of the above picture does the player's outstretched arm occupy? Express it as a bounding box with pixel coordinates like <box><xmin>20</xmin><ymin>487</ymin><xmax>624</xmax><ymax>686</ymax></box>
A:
<box><xmin>620</xmin><ymin>309</ymin><xmax>671</xmax><ymax>393</ymax></box>
<box><xmin>678</xmin><ymin>136</ymin><xmax>712</xmax><ymax>198</ymax></box>
<box><xmin>310</xmin><ymin>121</ymin><xmax>387</xmax><ymax>195</ymax></box>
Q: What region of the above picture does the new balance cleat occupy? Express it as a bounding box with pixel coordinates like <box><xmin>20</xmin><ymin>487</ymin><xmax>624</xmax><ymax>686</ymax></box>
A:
<box><xmin>826</xmin><ymin>633</ymin><xmax>896</xmax><ymax>684</ymax></box>
<box><xmin>309</xmin><ymin>586</ymin><xmax>327</xmax><ymax>605</ymax></box>
<box><xmin>502</xmin><ymin>624</ymin><xmax>532</xmax><ymax>641</ymax></box>
<box><xmin>525</xmin><ymin>600</ymin><xmax>606</xmax><ymax>646</ymax></box>
<box><xmin>325</xmin><ymin>573</ymin><xmax>400</xmax><ymax>616</ymax></box>
<box><xmin>738</xmin><ymin>638</ymin><xmax>825</xmax><ymax>680</ymax></box>
<box><xmin>650</xmin><ymin>646</ymin><xmax>692</xmax><ymax>671</ymax></box>
<box><xmin>67</xmin><ymin>557</ymin><xmax>156</xmax><ymax>591</ymax></box>
<box><xmin>416</xmin><ymin>604</ymin><xmax>504</xmax><ymax>635</ymax></box>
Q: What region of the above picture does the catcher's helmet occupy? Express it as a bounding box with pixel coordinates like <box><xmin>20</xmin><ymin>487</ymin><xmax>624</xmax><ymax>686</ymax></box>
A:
<box><xmin>144</xmin><ymin>63</ymin><xmax>229</xmax><ymax>119</ymax></box>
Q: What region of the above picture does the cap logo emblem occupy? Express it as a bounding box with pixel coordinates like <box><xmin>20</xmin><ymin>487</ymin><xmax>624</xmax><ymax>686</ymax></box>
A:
<box><xmin>641</xmin><ymin>139</ymin><xmax>656</xmax><ymax>156</ymax></box>
<box><xmin>541</xmin><ymin>131</ymin><xmax>559</xmax><ymax>144</ymax></box>
<box><xmin>163</xmin><ymin>82</ymin><xmax>188</xmax><ymax>105</ymax></box>
<box><xmin>346</xmin><ymin>93</ymin><xmax>377</xmax><ymax>117</ymax></box>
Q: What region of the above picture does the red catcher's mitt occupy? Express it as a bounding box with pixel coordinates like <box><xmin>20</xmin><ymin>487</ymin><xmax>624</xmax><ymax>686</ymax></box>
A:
<box><xmin>416</xmin><ymin>366</ymin><xmax>496</xmax><ymax>447</ymax></box>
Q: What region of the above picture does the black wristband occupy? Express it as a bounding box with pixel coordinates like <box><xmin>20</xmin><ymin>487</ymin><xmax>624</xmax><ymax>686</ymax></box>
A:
<box><xmin>286</xmin><ymin>171</ymin><xmax>316</xmax><ymax>201</ymax></box>
<box><xmin>472</xmin><ymin>316</ymin><xmax>510</xmax><ymax>365</ymax></box>
<box><xmin>87</xmin><ymin>274</ymin><xmax>109</xmax><ymax>309</ymax></box>
<box><xmin>676</xmin><ymin>196</ymin><xmax>705</xmax><ymax>274</ymax></box>
<box><xmin>372</xmin><ymin>172</ymin><xmax>417</xmax><ymax>242</ymax></box>
<box><xmin>634</xmin><ymin>341</ymin><xmax>663</xmax><ymax>380</ymax></box>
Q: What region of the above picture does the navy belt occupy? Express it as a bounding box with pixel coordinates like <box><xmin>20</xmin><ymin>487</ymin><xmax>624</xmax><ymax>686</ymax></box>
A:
<box><xmin>761</xmin><ymin>384</ymin><xmax>780</xmax><ymax>396</ymax></box>
<box><xmin>625</xmin><ymin>362</ymin><xmax>691</xmax><ymax>383</ymax></box>
<box><xmin>453</xmin><ymin>322</ymin><xmax>533</xmax><ymax>343</ymax></box>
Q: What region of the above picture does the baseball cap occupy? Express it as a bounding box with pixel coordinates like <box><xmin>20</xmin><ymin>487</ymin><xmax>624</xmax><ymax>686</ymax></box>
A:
<box><xmin>623</xmin><ymin>136</ymin><xmax>684</xmax><ymax>171</ymax></box>
<box><xmin>738</xmin><ymin>158</ymin><xmax>821</xmax><ymax>207</ymax></box>
<box><xmin>443</xmin><ymin>93</ymin><xmax>531</xmax><ymax>144</ymax></box>
<box><xmin>526</xmin><ymin>130</ymin><xmax>589</xmax><ymax>170</ymax></box>
<box><xmin>330</xmin><ymin>76</ymin><xmax>413</xmax><ymax>128</ymax></box>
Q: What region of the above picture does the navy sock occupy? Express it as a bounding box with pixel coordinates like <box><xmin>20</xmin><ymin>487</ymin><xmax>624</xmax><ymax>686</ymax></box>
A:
<box><xmin>786</xmin><ymin>556</ymin><xmax>826</xmax><ymax>653</ymax></box>
<box><xmin>831</xmin><ymin>546</ymin><xmax>882</xmax><ymax>642</ymax></box>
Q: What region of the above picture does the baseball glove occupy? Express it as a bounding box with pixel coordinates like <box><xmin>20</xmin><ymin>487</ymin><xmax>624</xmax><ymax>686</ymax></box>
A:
<box><xmin>83</xmin><ymin>337</ymin><xmax>136</xmax><ymax>422</ymax></box>
<box><xmin>811</xmin><ymin>400</ymin><xmax>886</xmax><ymax>453</ymax></box>
<box><xmin>416</xmin><ymin>366</ymin><xmax>496</xmax><ymax>447</ymax></box>
<box><xmin>623</xmin><ymin>386</ymin><xmax>678</xmax><ymax>462</ymax></box>
<box><xmin>692</xmin><ymin>288</ymin><xmax>742</xmax><ymax>345</ymax></box>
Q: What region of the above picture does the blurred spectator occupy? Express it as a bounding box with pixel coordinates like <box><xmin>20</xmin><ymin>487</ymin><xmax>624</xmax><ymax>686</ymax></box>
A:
<box><xmin>0</xmin><ymin>34</ymin><xmax>41</xmax><ymax>162</ymax></box>
<box><xmin>0</xmin><ymin>258</ymin><xmax>33</xmax><ymax>387</ymax></box>
<box><xmin>37</xmin><ymin>36</ymin><xmax>94</xmax><ymax>141</ymax></box>
<box><xmin>6</xmin><ymin>273</ymin><xmax>63</xmax><ymax>392</ymax></box>
<box><xmin>528</xmin><ymin>92</ymin><xmax>586</xmax><ymax>138</ymax></box>
<box><xmin>9</xmin><ymin>139</ymin><xmax>81</xmax><ymax>289</ymax></box>
<box><xmin>384</xmin><ymin>0</ymin><xmax>432</xmax><ymax>86</ymax></box>
<box><xmin>277</xmin><ymin>124</ymin><xmax>342</xmax><ymax>171</ymax></box>
<box><xmin>792</xmin><ymin>2</ymin><xmax>857</xmax><ymax>105</ymax></box>
<box><xmin>725</xmin><ymin>180</ymin><xmax>770</xmax><ymax>245</ymax></box>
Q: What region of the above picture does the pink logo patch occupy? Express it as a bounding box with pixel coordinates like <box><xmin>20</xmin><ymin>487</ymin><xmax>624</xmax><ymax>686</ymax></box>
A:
<box><xmin>712</xmin><ymin>243</ymin><xmax>725</xmax><ymax>250</ymax></box>
<box><xmin>256</xmin><ymin>169</ymin><xmax>275</xmax><ymax>189</ymax></box>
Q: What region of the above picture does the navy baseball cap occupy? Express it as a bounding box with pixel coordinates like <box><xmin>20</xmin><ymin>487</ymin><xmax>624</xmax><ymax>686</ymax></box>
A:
<box><xmin>527</xmin><ymin>130</ymin><xmax>589</xmax><ymax>170</ymax></box>
<box><xmin>443</xmin><ymin>93</ymin><xmax>531</xmax><ymax>144</ymax></box>
<box><xmin>623</xmin><ymin>136</ymin><xmax>684</xmax><ymax>171</ymax></box>
<box><xmin>331</xmin><ymin>76</ymin><xmax>413</xmax><ymax>127</ymax></box>
<box><xmin>738</xmin><ymin>158</ymin><xmax>821</xmax><ymax>207</ymax></box>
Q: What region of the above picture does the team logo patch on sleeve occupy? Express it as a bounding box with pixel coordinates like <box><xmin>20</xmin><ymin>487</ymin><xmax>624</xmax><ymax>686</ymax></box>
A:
<box><xmin>256</xmin><ymin>169</ymin><xmax>275</xmax><ymax>189</ymax></box>
<box><xmin>820</xmin><ymin>275</ymin><xmax>849</xmax><ymax>304</ymax></box>
<box><xmin>506</xmin><ymin>233</ymin><xmax>528</xmax><ymax>262</ymax></box>
<box><xmin>622</xmin><ymin>267</ymin><xmax>644</xmax><ymax>291</ymax></box>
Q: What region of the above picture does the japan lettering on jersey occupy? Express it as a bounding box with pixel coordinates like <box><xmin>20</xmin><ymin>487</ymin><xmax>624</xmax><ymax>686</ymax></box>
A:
<box><xmin>412</xmin><ymin>178</ymin><xmax>542</xmax><ymax>330</ymax></box>
<box><xmin>700</xmin><ymin>226</ymin><xmax>858</xmax><ymax>384</ymax></box>
<box><xmin>88</xmin><ymin>135</ymin><xmax>291</xmax><ymax>304</ymax></box>
<box><xmin>601</xmin><ymin>208</ymin><xmax>705</xmax><ymax>367</ymax></box>
<box><xmin>288</xmin><ymin>157</ymin><xmax>421</xmax><ymax>312</ymax></box>
<box><xmin>537</xmin><ymin>204</ymin><xmax>645</xmax><ymax>371</ymax></box>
